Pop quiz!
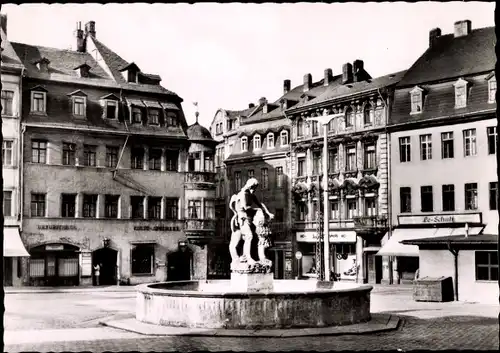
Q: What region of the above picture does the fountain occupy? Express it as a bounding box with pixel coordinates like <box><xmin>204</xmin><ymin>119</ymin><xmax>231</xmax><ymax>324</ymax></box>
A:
<box><xmin>136</xmin><ymin>178</ymin><xmax>373</xmax><ymax>329</ymax></box>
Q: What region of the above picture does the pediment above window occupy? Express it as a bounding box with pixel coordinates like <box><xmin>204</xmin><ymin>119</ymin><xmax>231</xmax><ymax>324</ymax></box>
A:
<box><xmin>453</xmin><ymin>77</ymin><xmax>469</xmax><ymax>87</ymax></box>
<box><xmin>29</xmin><ymin>85</ymin><xmax>48</xmax><ymax>92</ymax></box>
<box><xmin>67</xmin><ymin>89</ymin><xmax>88</xmax><ymax>97</ymax></box>
<box><xmin>409</xmin><ymin>86</ymin><xmax>424</xmax><ymax>94</ymax></box>
<box><xmin>100</xmin><ymin>93</ymin><xmax>120</xmax><ymax>101</ymax></box>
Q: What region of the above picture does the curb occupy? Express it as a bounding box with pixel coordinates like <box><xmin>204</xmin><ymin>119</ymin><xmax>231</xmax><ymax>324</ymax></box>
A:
<box><xmin>4</xmin><ymin>287</ymin><xmax>137</xmax><ymax>294</ymax></box>
<box><xmin>99</xmin><ymin>313</ymin><xmax>400</xmax><ymax>337</ymax></box>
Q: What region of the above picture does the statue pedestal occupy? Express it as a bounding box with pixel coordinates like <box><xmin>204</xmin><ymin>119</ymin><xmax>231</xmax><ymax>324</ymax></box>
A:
<box><xmin>231</xmin><ymin>272</ymin><xmax>274</xmax><ymax>293</ymax></box>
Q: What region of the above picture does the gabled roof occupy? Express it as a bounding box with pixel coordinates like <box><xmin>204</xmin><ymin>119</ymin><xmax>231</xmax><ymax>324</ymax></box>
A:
<box><xmin>0</xmin><ymin>27</ymin><xmax>23</xmax><ymax>67</ymax></box>
<box><xmin>119</xmin><ymin>62</ymin><xmax>140</xmax><ymax>72</ymax></box>
<box><xmin>100</xmin><ymin>93</ymin><xmax>120</xmax><ymax>100</ymax></box>
<box><xmin>397</xmin><ymin>26</ymin><xmax>495</xmax><ymax>87</ymax></box>
<box><xmin>67</xmin><ymin>89</ymin><xmax>88</xmax><ymax>97</ymax></box>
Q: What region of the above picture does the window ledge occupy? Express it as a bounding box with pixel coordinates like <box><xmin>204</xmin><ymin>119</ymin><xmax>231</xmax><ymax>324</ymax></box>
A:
<box><xmin>410</xmin><ymin>111</ymin><xmax>422</xmax><ymax>115</ymax></box>
<box><xmin>474</xmin><ymin>280</ymin><xmax>497</xmax><ymax>283</ymax></box>
<box><xmin>131</xmin><ymin>273</ymin><xmax>155</xmax><ymax>277</ymax></box>
<box><xmin>30</xmin><ymin>112</ymin><xmax>48</xmax><ymax>116</ymax></box>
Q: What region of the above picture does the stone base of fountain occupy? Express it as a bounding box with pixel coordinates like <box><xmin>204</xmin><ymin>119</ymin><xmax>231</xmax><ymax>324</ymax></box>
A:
<box><xmin>230</xmin><ymin>272</ymin><xmax>274</xmax><ymax>293</ymax></box>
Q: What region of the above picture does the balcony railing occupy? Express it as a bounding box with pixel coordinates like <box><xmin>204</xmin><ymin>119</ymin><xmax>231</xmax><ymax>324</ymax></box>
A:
<box><xmin>353</xmin><ymin>216</ymin><xmax>388</xmax><ymax>231</ymax></box>
<box><xmin>184</xmin><ymin>172</ymin><xmax>216</xmax><ymax>184</ymax></box>
<box><xmin>185</xmin><ymin>219</ymin><xmax>216</xmax><ymax>231</ymax></box>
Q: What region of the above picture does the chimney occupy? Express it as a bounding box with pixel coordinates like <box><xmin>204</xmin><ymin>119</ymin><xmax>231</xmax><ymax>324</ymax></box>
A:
<box><xmin>284</xmin><ymin>79</ymin><xmax>291</xmax><ymax>94</ymax></box>
<box><xmin>36</xmin><ymin>58</ymin><xmax>50</xmax><ymax>72</ymax></box>
<box><xmin>324</xmin><ymin>68</ymin><xmax>332</xmax><ymax>86</ymax></box>
<box><xmin>248</xmin><ymin>103</ymin><xmax>255</xmax><ymax>108</ymax></box>
<box><xmin>0</xmin><ymin>14</ymin><xmax>7</xmax><ymax>36</ymax></box>
<box><xmin>303</xmin><ymin>73</ymin><xmax>312</xmax><ymax>92</ymax></box>
<box><xmin>342</xmin><ymin>63</ymin><xmax>353</xmax><ymax>84</ymax></box>
<box><xmin>85</xmin><ymin>21</ymin><xmax>96</xmax><ymax>38</ymax></box>
<box><xmin>454</xmin><ymin>20</ymin><xmax>472</xmax><ymax>38</ymax></box>
<box><xmin>76</xmin><ymin>22</ymin><xmax>86</xmax><ymax>53</ymax></box>
<box><xmin>429</xmin><ymin>28</ymin><xmax>442</xmax><ymax>47</ymax></box>
<box><xmin>353</xmin><ymin>60</ymin><xmax>365</xmax><ymax>82</ymax></box>
<box><xmin>258</xmin><ymin>97</ymin><xmax>267</xmax><ymax>106</ymax></box>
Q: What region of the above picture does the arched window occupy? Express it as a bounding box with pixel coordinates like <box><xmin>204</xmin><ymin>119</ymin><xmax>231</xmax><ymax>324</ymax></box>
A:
<box><xmin>345</xmin><ymin>107</ymin><xmax>354</xmax><ymax>128</ymax></box>
<box><xmin>363</xmin><ymin>104</ymin><xmax>373</xmax><ymax>125</ymax></box>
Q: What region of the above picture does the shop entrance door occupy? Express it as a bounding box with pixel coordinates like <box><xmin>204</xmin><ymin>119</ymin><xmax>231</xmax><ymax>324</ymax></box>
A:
<box><xmin>3</xmin><ymin>257</ymin><xmax>13</xmax><ymax>286</ymax></box>
<box><xmin>46</xmin><ymin>254</ymin><xmax>57</xmax><ymax>286</ymax></box>
<box><xmin>366</xmin><ymin>252</ymin><xmax>382</xmax><ymax>284</ymax></box>
<box><xmin>272</xmin><ymin>250</ymin><xmax>285</xmax><ymax>279</ymax></box>
<box><xmin>167</xmin><ymin>250</ymin><xmax>191</xmax><ymax>281</ymax></box>
<box><xmin>92</xmin><ymin>248</ymin><xmax>118</xmax><ymax>286</ymax></box>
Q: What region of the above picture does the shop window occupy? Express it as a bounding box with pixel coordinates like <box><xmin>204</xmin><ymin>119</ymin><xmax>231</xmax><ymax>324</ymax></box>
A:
<box><xmin>489</xmin><ymin>182</ymin><xmax>498</xmax><ymax>210</ymax></box>
<box><xmin>463</xmin><ymin>129</ymin><xmax>477</xmax><ymax>156</ymax></box>
<box><xmin>62</xmin><ymin>142</ymin><xmax>76</xmax><ymax>166</ymax></box>
<box><xmin>58</xmin><ymin>257</ymin><xmax>79</xmax><ymax>277</ymax></box>
<box><xmin>276</xmin><ymin>167</ymin><xmax>283</xmax><ymax>188</ymax></box>
<box><xmin>29</xmin><ymin>258</ymin><xmax>45</xmax><ymax>278</ymax></box>
<box><xmin>400</xmin><ymin>187</ymin><xmax>412</xmax><ymax>213</ymax></box>
<box><xmin>235</xmin><ymin>171</ymin><xmax>241</xmax><ymax>191</ymax></box>
<box><xmin>420</xmin><ymin>186</ymin><xmax>433</xmax><ymax>212</ymax></box>
<box><xmin>3</xmin><ymin>140</ymin><xmax>13</xmax><ymax>166</ymax></box>
<box><xmin>487</xmin><ymin>126</ymin><xmax>497</xmax><ymax>155</ymax></box>
<box><xmin>188</xmin><ymin>200</ymin><xmax>201</xmax><ymax>219</ymax></box>
<box><xmin>1</xmin><ymin>90</ymin><xmax>14</xmax><ymax>116</ymax></box>
<box><xmin>61</xmin><ymin>194</ymin><xmax>76</xmax><ymax>218</ymax></box>
<box><xmin>346</xmin><ymin>147</ymin><xmax>356</xmax><ymax>171</ymax></box>
<box><xmin>83</xmin><ymin>194</ymin><xmax>97</xmax><ymax>218</ymax></box>
<box><xmin>280</xmin><ymin>131</ymin><xmax>289</xmax><ymax>146</ymax></box>
<box><xmin>205</xmin><ymin>199</ymin><xmax>215</xmax><ymax>219</ymax></box>
<box><xmin>346</xmin><ymin>199</ymin><xmax>357</xmax><ymax>219</ymax></box>
<box><xmin>148</xmin><ymin>148</ymin><xmax>162</xmax><ymax>171</ymax></box>
<box><xmin>240</xmin><ymin>137</ymin><xmax>248</xmax><ymax>152</ymax></box>
<box><xmin>261</xmin><ymin>168</ymin><xmax>269</xmax><ymax>189</ymax></box>
<box><xmin>131</xmin><ymin>243</ymin><xmax>155</xmax><ymax>275</ymax></box>
<box><xmin>419</xmin><ymin>134</ymin><xmax>432</xmax><ymax>160</ymax></box>
<box><xmin>166</xmin><ymin>150</ymin><xmax>178</xmax><ymax>171</ymax></box>
<box><xmin>165</xmin><ymin>198</ymin><xmax>178</xmax><ymax>219</ymax></box>
<box><xmin>399</xmin><ymin>136</ymin><xmax>411</xmax><ymax>163</ymax></box>
<box><xmin>83</xmin><ymin>145</ymin><xmax>97</xmax><ymax>167</ymax></box>
<box><xmin>364</xmin><ymin>197</ymin><xmax>376</xmax><ymax>216</ymax></box>
<box><xmin>148</xmin><ymin>197</ymin><xmax>162</xmax><ymax>219</ymax></box>
<box><xmin>3</xmin><ymin>191</ymin><xmax>12</xmax><ymax>217</ymax></box>
<box><xmin>330</xmin><ymin>200</ymin><xmax>339</xmax><ymax>219</ymax></box>
<box><xmin>464</xmin><ymin>183</ymin><xmax>478</xmax><ymax>210</ymax></box>
<box><xmin>131</xmin><ymin>147</ymin><xmax>144</xmax><ymax>169</ymax></box>
<box><xmin>106</xmin><ymin>146</ymin><xmax>119</xmax><ymax>168</ymax></box>
<box><xmin>297</xmin><ymin>203</ymin><xmax>306</xmax><ymax>221</ymax></box>
<box><xmin>312</xmin><ymin>151</ymin><xmax>322</xmax><ymax>175</ymax></box>
<box><xmin>297</xmin><ymin>157</ymin><xmax>305</xmax><ymax>176</ymax></box>
<box><xmin>204</xmin><ymin>152</ymin><xmax>214</xmax><ymax>172</ymax></box>
<box><xmin>441</xmin><ymin>132</ymin><xmax>454</xmax><ymax>159</ymax></box>
<box><xmin>31</xmin><ymin>193</ymin><xmax>46</xmax><ymax>217</ymax></box>
<box><xmin>188</xmin><ymin>152</ymin><xmax>201</xmax><ymax>172</ymax></box>
<box><xmin>328</xmin><ymin>148</ymin><xmax>338</xmax><ymax>173</ymax></box>
<box><xmin>131</xmin><ymin>196</ymin><xmax>145</xmax><ymax>219</ymax></box>
<box><xmin>442</xmin><ymin>184</ymin><xmax>455</xmax><ymax>212</ymax></box>
<box><xmin>105</xmin><ymin>195</ymin><xmax>119</xmax><ymax>218</ymax></box>
<box><xmin>32</xmin><ymin>140</ymin><xmax>47</xmax><ymax>164</ymax></box>
<box><xmin>475</xmin><ymin>251</ymin><xmax>498</xmax><ymax>281</ymax></box>
<box><xmin>364</xmin><ymin>144</ymin><xmax>376</xmax><ymax>169</ymax></box>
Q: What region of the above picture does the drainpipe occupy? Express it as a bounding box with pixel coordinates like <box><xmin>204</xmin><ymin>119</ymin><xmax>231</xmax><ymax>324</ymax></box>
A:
<box><xmin>447</xmin><ymin>241</ymin><xmax>459</xmax><ymax>301</ymax></box>
<box><xmin>18</xmin><ymin>66</ymin><xmax>25</xmax><ymax>232</ymax></box>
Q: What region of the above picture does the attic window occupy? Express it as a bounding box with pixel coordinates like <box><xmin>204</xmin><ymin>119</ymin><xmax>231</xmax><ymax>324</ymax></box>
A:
<box><xmin>410</xmin><ymin>86</ymin><xmax>424</xmax><ymax>114</ymax></box>
<box><xmin>148</xmin><ymin>109</ymin><xmax>160</xmax><ymax>125</ymax></box>
<box><xmin>241</xmin><ymin>137</ymin><xmax>248</xmax><ymax>152</ymax></box>
<box><xmin>488</xmin><ymin>77</ymin><xmax>496</xmax><ymax>103</ymax></box>
<box><xmin>262</xmin><ymin>104</ymin><xmax>268</xmax><ymax>114</ymax></box>
<box><xmin>280</xmin><ymin>131</ymin><xmax>289</xmax><ymax>146</ymax></box>
<box><xmin>106</xmin><ymin>101</ymin><xmax>117</xmax><ymax>119</ymax></box>
<box><xmin>35</xmin><ymin>57</ymin><xmax>50</xmax><ymax>71</ymax></box>
<box><xmin>30</xmin><ymin>87</ymin><xmax>48</xmax><ymax>114</ymax></box>
<box><xmin>253</xmin><ymin>135</ymin><xmax>261</xmax><ymax>150</ymax></box>
<box><xmin>454</xmin><ymin>78</ymin><xmax>468</xmax><ymax>109</ymax></box>
<box><xmin>267</xmin><ymin>133</ymin><xmax>275</xmax><ymax>149</ymax></box>
<box><xmin>72</xmin><ymin>96</ymin><xmax>86</xmax><ymax>117</ymax></box>
<box><xmin>132</xmin><ymin>107</ymin><xmax>142</xmax><ymax>124</ymax></box>
<box><xmin>128</xmin><ymin>70</ymin><xmax>137</xmax><ymax>83</ymax></box>
<box><xmin>166</xmin><ymin>112</ymin><xmax>178</xmax><ymax>127</ymax></box>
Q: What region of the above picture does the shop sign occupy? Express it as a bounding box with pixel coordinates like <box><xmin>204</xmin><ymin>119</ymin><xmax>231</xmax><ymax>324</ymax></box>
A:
<box><xmin>398</xmin><ymin>213</ymin><xmax>481</xmax><ymax>226</ymax></box>
<box><xmin>296</xmin><ymin>232</ymin><xmax>320</xmax><ymax>242</ymax></box>
<box><xmin>328</xmin><ymin>231</ymin><xmax>357</xmax><ymax>243</ymax></box>
<box><xmin>81</xmin><ymin>252</ymin><xmax>92</xmax><ymax>277</ymax></box>
<box><xmin>45</xmin><ymin>244</ymin><xmax>64</xmax><ymax>251</ymax></box>
<box><xmin>134</xmin><ymin>225</ymin><xmax>180</xmax><ymax>231</ymax></box>
<box><xmin>38</xmin><ymin>225</ymin><xmax>77</xmax><ymax>231</ymax></box>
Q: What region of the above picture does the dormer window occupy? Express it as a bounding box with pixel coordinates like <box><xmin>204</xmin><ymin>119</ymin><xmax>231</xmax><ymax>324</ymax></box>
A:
<box><xmin>267</xmin><ymin>133</ymin><xmax>275</xmax><ymax>149</ymax></box>
<box><xmin>132</xmin><ymin>107</ymin><xmax>142</xmax><ymax>124</ymax></box>
<box><xmin>68</xmin><ymin>90</ymin><xmax>88</xmax><ymax>117</ymax></box>
<box><xmin>241</xmin><ymin>137</ymin><xmax>248</xmax><ymax>152</ymax></box>
<box><xmin>410</xmin><ymin>86</ymin><xmax>424</xmax><ymax>114</ymax></box>
<box><xmin>253</xmin><ymin>135</ymin><xmax>261</xmax><ymax>150</ymax></box>
<box><xmin>488</xmin><ymin>76</ymin><xmax>496</xmax><ymax>103</ymax></box>
<box><xmin>454</xmin><ymin>78</ymin><xmax>468</xmax><ymax>108</ymax></box>
<box><xmin>280</xmin><ymin>131</ymin><xmax>289</xmax><ymax>146</ymax></box>
<box><xmin>262</xmin><ymin>104</ymin><xmax>268</xmax><ymax>114</ymax></box>
<box><xmin>148</xmin><ymin>109</ymin><xmax>160</xmax><ymax>125</ymax></box>
<box><xmin>119</xmin><ymin>62</ymin><xmax>140</xmax><ymax>84</ymax></box>
<box><xmin>30</xmin><ymin>86</ymin><xmax>48</xmax><ymax>114</ymax></box>
<box><xmin>166</xmin><ymin>112</ymin><xmax>178</xmax><ymax>127</ymax></box>
<box><xmin>106</xmin><ymin>101</ymin><xmax>117</xmax><ymax>119</ymax></box>
<box><xmin>74</xmin><ymin>63</ymin><xmax>91</xmax><ymax>78</ymax></box>
<box><xmin>34</xmin><ymin>57</ymin><xmax>50</xmax><ymax>72</ymax></box>
<box><xmin>281</xmin><ymin>99</ymin><xmax>288</xmax><ymax>110</ymax></box>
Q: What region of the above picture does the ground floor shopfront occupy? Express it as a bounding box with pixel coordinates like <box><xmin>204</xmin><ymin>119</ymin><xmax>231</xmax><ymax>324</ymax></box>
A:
<box><xmin>17</xmin><ymin>218</ymin><xmax>209</xmax><ymax>287</ymax></box>
<box><xmin>3</xmin><ymin>226</ymin><xmax>30</xmax><ymax>287</ymax></box>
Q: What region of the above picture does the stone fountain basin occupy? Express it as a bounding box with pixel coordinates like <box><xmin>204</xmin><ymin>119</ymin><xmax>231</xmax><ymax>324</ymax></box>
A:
<box><xmin>136</xmin><ymin>280</ymin><xmax>373</xmax><ymax>329</ymax></box>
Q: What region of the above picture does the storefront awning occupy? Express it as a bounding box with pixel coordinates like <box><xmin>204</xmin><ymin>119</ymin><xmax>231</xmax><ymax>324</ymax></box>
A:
<box><xmin>376</xmin><ymin>228</ymin><xmax>439</xmax><ymax>257</ymax></box>
<box><xmin>3</xmin><ymin>227</ymin><xmax>30</xmax><ymax>257</ymax></box>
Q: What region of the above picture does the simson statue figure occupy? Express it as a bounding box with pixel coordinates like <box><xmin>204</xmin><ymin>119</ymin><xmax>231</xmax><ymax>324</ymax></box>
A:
<box><xmin>228</xmin><ymin>178</ymin><xmax>274</xmax><ymax>273</ymax></box>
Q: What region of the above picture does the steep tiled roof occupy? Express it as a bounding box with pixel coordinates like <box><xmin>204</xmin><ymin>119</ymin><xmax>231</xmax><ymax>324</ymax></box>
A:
<box><xmin>238</xmin><ymin>117</ymin><xmax>289</xmax><ymax>136</ymax></box>
<box><xmin>1</xmin><ymin>28</ymin><xmax>23</xmax><ymax>67</ymax></box>
<box><xmin>397</xmin><ymin>26</ymin><xmax>495</xmax><ymax>87</ymax></box>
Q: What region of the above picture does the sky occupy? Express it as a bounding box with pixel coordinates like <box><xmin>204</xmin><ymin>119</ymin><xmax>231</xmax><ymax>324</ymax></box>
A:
<box><xmin>1</xmin><ymin>2</ymin><xmax>495</xmax><ymax>128</ymax></box>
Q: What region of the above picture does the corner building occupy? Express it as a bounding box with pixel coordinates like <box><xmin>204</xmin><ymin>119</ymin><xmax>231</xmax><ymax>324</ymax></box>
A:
<box><xmin>14</xmin><ymin>21</ymin><xmax>215</xmax><ymax>286</ymax></box>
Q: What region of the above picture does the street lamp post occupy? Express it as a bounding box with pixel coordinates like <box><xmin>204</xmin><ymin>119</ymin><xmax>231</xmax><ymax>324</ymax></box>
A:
<box><xmin>307</xmin><ymin>111</ymin><xmax>345</xmax><ymax>281</ymax></box>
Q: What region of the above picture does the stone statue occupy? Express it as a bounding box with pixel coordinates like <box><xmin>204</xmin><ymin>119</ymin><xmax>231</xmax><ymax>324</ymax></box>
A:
<box><xmin>229</xmin><ymin>178</ymin><xmax>274</xmax><ymax>273</ymax></box>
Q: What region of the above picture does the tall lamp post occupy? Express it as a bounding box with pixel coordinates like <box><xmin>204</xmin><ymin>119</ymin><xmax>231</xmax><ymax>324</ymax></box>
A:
<box><xmin>307</xmin><ymin>112</ymin><xmax>345</xmax><ymax>281</ymax></box>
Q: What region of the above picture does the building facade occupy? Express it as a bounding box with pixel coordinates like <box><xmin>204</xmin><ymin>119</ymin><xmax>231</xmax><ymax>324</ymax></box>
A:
<box><xmin>286</xmin><ymin>63</ymin><xmax>404</xmax><ymax>283</ymax></box>
<box><xmin>1</xmin><ymin>14</ymin><xmax>29</xmax><ymax>286</ymax></box>
<box><xmin>11</xmin><ymin>20</ymin><xmax>215</xmax><ymax>286</ymax></box>
<box><xmin>379</xmin><ymin>20</ymin><xmax>498</xmax><ymax>288</ymax></box>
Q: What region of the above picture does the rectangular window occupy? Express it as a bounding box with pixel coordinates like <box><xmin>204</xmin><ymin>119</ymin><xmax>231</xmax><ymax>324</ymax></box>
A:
<box><xmin>275</xmin><ymin>208</ymin><xmax>284</xmax><ymax>223</ymax></box>
<box><xmin>148</xmin><ymin>109</ymin><xmax>160</xmax><ymax>125</ymax></box>
<box><xmin>442</xmin><ymin>184</ymin><xmax>455</xmax><ymax>212</ymax></box>
<box><xmin>364</xmin><ymin>144</ymin><xmax>376</xmax><ymax>169</ymax></box>
<box><xmin>204</xmin><ymin>153</ymin><xmax>214</xmax><ymax>172</ymax></box>
<box><xmin>364</xmin><ymin>198</ymin><xmax>376</xmax><ymax>216</ymax></box>
<box><xmin>421</xmin><ymin>186</ymin><xmax>433</xmax><ymax>212</ymax></box>
<box><xmin>148</xmin><ymin>197</ymin><xmax>162</xmax><ymax>219</ymax></box>
<box><xmin>148</xmin><ymin>148</ymin><xmax>162</xmax><ymax>171</ymax></box>
<box><xmin>1</xmin><ymin>90</ymin><xmax>14</xmax><ymax>116</ymax></box>
<box><xmin>297</xmin><ymin>158</ymin><xmax>305</xmax><ymax>176</ymax></box>
<box><xmin>105</xmin><ymin>195</ymin><xmax>119</xmax><ymax>218</ymax></box>
<box><xmin>276</xmin><ymin>167</ymin><xmax>283</xmax><ymax>188</ymax></box>
<box><xmin>311</xmin><ymin>121</ymin><xmax>319</xmax><ymax>136</ymax></box>
<box><xmin>166</xmin><ymin>150</ymin><xmax>179</xmax><ymax>171</ymax></box>
<box><xmin>31</xmin><ymin>140</ymin><xmax>47</xmax><ymax>164</ymax></box>
<box><xmin>31</xmin><ymin>193</ymin><xmax>46</xmax><ymax>217</ymax></box>
<box><xmin>487</xmin><ymin>127</ymin><xmax>497</xmax><ymax>155</ymax></box>
<box><xmin>83</xmin><ymin>145</ymin><xmax>97</xmax><ymax>167</ymax></box>
<box><xmin>3</xmin><ymin>140</ymin><xmax>13</xmax><ymax>166</ymax></box>
<box><xmin>261</xmin><ymin>168</ymin><xmax>269</xmax><ymax>189</ymax></box>
<box><xmin>32</xmin><ymin>92</ymin><xmax>45</xmax><ymax>113</ymax></box>
<box><xmin>312</xmin><ymin>151</ymin><xmax>322</xmax><ymax>175</ymax></box>
<box><xmin>62</xmin><ymin>143</ymin><xmax>76</xmax><ymax>166</ymax></box>
<box><xmin>488</xmin><ymin>79</ymin><xmax>497</xmax><ymax>103</ymax></box>
<box><xmin>297</xmin><ymin>203</ymin><xmax>306</xmax><ymax>221</ymax></box>
<box><xmin>400</xmin><ymin>187</ymin><xmax>411</xmax><ymax>213</ymax></box>
<box><xmin>188</xmin><ymin>152</ymin><xmax>201</xmax><ymax>172</ymax></box>
<box><xmin>3</xmin><ymin>191</ymin><xmax>12</xmax><ymax>217</ymax></box>
<box><xmin>267</xmin><ymin>134</ymin><xmax>275</xmax><ymax>148</ymax></box>
<box><xmin>475</xmin><ymin>251</ymin><xmax>498</xmax><ymax>281</ymax></box>
<box><xmin>311</xmin><ymin>201</ymin><xmax>319</xmax><ymax>220</ymax></box>
<box><xmin>82</xmin><ymin>194</ymin><xmax>97</xmax><ymax>218</ymax></box>
<box><xmin>131</xmin><ymin>196</ymin><xmax>145</xmax><ymax>219</ymax></box>
<box><xmin>399</xmin><ymin>136</ymin><xmax>411</xmax><ymax>162</ymax></box>
<box><xmin>131</xmin><ymin>147</ymin><xmax>144</xmax><ymax>169</ymax></box>
<box><xmin>166</xmin><ymin>112</ymin><xmax>178</xmax><ymax>127</ymax></box>
<box><xmin>132</xmin><ymin>107</ymin><xmax>142</xmax><ymax>124</ymax></box>
<box><xmin>330</xmin><ymin>200</ymin><xmax>339</xmax><ymax>219</ymax></box>
<box><xmin>61</xmin><ymin>194</ymin><xmax>76</xmax><ymax>218</ymax></box>
<box><xmin>165</xmin><ymin>198</ymin><xmax>178</xmax><ymax>219</ymax></box>
<box><xmin>188</xmin><ymin>200</ymin><xmax>202</xmax><ymax>219</ymax></box>
<box><xmin>489</xmin><ymin>182</ymin><xmax>498</xmax><ymax>210</ymax></box>
<box><xmin>346</xmin><ymin>199</ymin><xmax>357</xmax><ymax>219</ymax></box>
<box><xmin>253</xmin><ymin>136</ymin><xmax>261</xmax><ymax>150</ymax></box>
<box><xmin>131</xmin><ymin>243</ymin><xmax>155</xmax><ymax>275</ymax></box>
<box><xmin>455</xmin><ymin>85</ymin><xmax>467</xmax><ymax>108</ymax></box>
<box><xmin>205</xmin><ymin>199</ymin><xmax>215</xmax><ymax>219</ymax></box>
<box><xmin>346</xmin><ymin>147</ymin><xmax>356</xmax><ymax>171</ymax></box>
<box><xmin>345</xmin><ymin>110</ymin><xmax>354</xmax><ymax>128</ymax></box>
<box><xmin>73</xmin><ymin>97</ymin><xmax>86</xmax><ymax>116</ymax></box>
<box><xmin>106</xmin><ymin>101</ymin><xmax>117</xmax><ymax>119</ymax></box>
<box><xmin>420</xmin><ymin>134</ymin><xmax>432</xmax><ymax>160</ymax></box>
<box><xmin>411</xmin><ymin>92</ymin><xmax>422</xmax><ymax>113</ymax></box>
<box><xmin>241</xmin><ymin>138</ymin><xmax>248</xmax><ymax>152</ymax></box>
<box><xmin>235</xmin><ymin>172</ymin><xmax>241</xmax><ymax>191</ymax></box>
<box><xmin>297</xmin><ymin>121</ymin><xmax>304</xmax><ymax>137</ymax></box>
<box><xmin>441</xmin><ymin>132</ymin><xmax>454</xmax><ymax>159</ymax></box>
<box><xmin>465</xmin><ymin>183</ymin><xmax>478</xmax><ymax>210</ymax></box>
<box><xmin>328</xmin><ymin>148</ymin><xmax>338</xmax><ymax>173</ymax></box>
<box><xmin>248</xmin><ymin>169</ymin><xmax>254</xmax><ymax>181</ymax></box>
<box><xmin>280</xmin><ymin>131</ymin><xmax>289</xmax><ymax>146</ymax></box>
<box><xmin>106</xmin><ymin>146</ymin><xmax>119</xmax><ymax>168</ymax></box>
<box><xmin>463</xmin><ymin>129</ymin><xmax>477</xmax><ymax>156</ymax></box>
